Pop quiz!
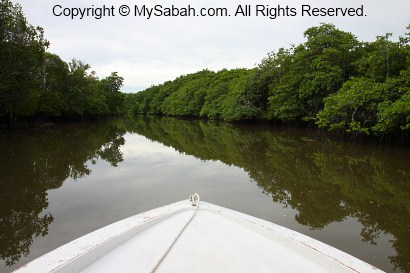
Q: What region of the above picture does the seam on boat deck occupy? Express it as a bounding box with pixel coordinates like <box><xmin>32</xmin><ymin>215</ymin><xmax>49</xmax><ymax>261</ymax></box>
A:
<box><xmin>81</xmin><ymin>207</ymin><xmax>354</xmax><ymax>273</ymax></box>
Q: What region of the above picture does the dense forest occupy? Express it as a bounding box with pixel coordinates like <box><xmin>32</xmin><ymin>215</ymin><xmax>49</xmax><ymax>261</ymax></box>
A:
<box><xmin>125</xmin><ymin>24</ymin><xmax>410</xmax><ymax>137</ymax></box>
<box><xmin>0</xmin><ymin>0</ymin><xmax>124</xmax><ymax>124</ymax></box>
<box><xmin>2</xmin><ymin>0</ymin><xmax>410</xmax><ymax>138</ymax></box>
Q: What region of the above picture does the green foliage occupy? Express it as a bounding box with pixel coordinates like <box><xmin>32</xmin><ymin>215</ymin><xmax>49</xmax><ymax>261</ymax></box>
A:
<box><xmin>316</xmin><ymin>77</ymin><xmax>382</xmax><ymax>135</ymax></box>
<box><xmin>200</xmin><ymin>69</ymin><xmax>250</xmax><ymax>120</ymax></box>
<box><xmin>356</xmin><ymin>34</ymin><xmax>408</xmax><ymax>82</ymax></box>
<box><xmin>317</xmin><ymin>27</ymin><xmax>410</xmax><ymax>135</ymax></box>
<box><xmin>125</xmin><ymin>69</ymin><xmax>253</xmax><ymax>121</ymax></box>
<box><xmin>162</xmin><ymin>70</ymin><xmax>213</xmax><ymax>116</ymax></box>
<box><xmin>0</xmin><ymin>0</ymin><xmax>48</xmax><ymax>121</ymax></box>
<box><xmin>265</xmin><ymin>47</ymin><xmax>306</xmax><ymax>121</ymax></box>
<box><xmin>2</xmin><ymin>0</ymin><xmax>409</xmax><ymax>138</ymax></box>
<box><xmin>373</xmin><ymin>69</ymin><xmax>410</xmax><ymax>133</ymax></box>
<box><xmin>101</xmin><ymin>72</ymin><xmax>125</xmax><ymax>116</ymax></box>
<box><xmin>221</xmin><ymin>69</ymin><xmax>262</xmax><ymax>121</ymax></box>
<box><xmin>0</xmin><ymin>1</ymin><xmax>124</xmax><ymax>123</ymax></box>
<box><xmin>267</xmin><ymin>24</ymin><xmax>360</xmax><ymax>121</ymax></box>
<box><xmin>125</xmin><ymin>23</ymin><xmax>410</xmax><ymax>138</ymax></box>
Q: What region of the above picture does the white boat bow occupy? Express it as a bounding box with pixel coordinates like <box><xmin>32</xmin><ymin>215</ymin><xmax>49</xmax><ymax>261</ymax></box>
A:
<box><xmin>14</xmin><ymin>195</ymin><xmax>383</xmax><ymax>273</ymax></box>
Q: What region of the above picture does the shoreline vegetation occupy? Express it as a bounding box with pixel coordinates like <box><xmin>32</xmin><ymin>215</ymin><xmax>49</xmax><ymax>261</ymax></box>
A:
<box><xmin>0</xmin><ymin>0</ymin><xmax>125</xmax><ymax>125</ymax></box>
<box><xmin>1</xmin><ymin>1</ymin><xmax>410</xmax><ymax>144</ymax></box>
<box><xmin>124</xmin><ymin>23</ymin><xmax>410</xmax><ymax>142</ymax></box>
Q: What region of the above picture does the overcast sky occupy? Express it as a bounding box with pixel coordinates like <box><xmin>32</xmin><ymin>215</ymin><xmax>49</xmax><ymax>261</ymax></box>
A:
<box><xmin>17</xmin><ymin>0</ymin><xmax>410</xmax><ymax>92</ymax></box>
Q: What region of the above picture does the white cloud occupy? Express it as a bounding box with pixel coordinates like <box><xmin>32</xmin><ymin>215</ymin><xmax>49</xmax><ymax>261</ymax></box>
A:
<box><xmin>16</xmin><ymin>0</ymin><xmax>410</xmax><ymax>92</ymax></box>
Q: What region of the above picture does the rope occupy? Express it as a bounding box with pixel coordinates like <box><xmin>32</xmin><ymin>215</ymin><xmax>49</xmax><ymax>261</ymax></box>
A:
<box><xmin>149</xmin><ymin>194</ymin><xmax>200</xmax><ymax>273</ymax></box>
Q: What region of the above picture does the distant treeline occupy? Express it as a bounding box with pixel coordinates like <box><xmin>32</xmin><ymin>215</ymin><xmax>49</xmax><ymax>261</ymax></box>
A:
<box><xmin>0</xmin><ymin>0</ymin><xmax>124</xmax><ymax>124</ymax></box>
<box><xmin>125</xmin><ymin>23</ymin><xmax>410</xmax><ymax>137</ymax></box>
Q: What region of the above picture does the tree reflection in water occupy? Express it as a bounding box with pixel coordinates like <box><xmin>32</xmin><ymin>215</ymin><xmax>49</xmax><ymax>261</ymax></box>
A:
<box><xmin>0</xmin><ymin>121</ymin><xmax>125</xmax><ymax>266</ymax></box>
<box><xmin>126</xmin><ymin>116</ymin><xmax>410</xmax><ymax>272</ymax></box>
<box><xmin>1</xmin><ymin>117</ymin><xmax>409</xmax><ymax>272</ymax></box>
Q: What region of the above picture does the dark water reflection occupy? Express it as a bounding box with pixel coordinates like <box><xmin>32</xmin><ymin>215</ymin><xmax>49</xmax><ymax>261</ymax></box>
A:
<box><xmin>0</xmin><ymin>122</ymin><xmax>125</xmax><ymax>267</ymax></box>
<box><xmin>1</xmin><ymin>117</ymin><xmax>409</xmax><ymax>272</ymax></box>
<box><xmin>125</xmin><ymin>117</ymin><xmax>410</xmax><ymax>272</ymax></box>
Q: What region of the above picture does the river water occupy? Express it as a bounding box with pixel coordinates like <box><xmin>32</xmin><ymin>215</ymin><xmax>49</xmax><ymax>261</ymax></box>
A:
<box><xmin>1</xmin><ymin>117</ymin><xmax>409</xmax><ymax>272</ymax></box>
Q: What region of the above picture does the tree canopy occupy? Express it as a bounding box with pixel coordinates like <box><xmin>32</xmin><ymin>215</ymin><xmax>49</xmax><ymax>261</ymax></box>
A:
<box><xmin>2</xmin><ymin>0</ymin><xmax>410</xmax><ymax>139</ymax></box>
<box><xmin>125</xmin><ymin>23</ymin><xmax>410</xmax><ymax>138</ymax></box>
<box><xmin>0</xmin><ymin>0</ymin><xmax>124</xmax><ymax>124</ymax></box>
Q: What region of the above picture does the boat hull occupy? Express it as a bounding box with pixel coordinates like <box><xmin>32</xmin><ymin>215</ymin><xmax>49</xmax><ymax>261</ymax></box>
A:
<box><xmin>14</xmin><ymin>200</ymin><xmax>383</xmax><ymax>273</ymax></box>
